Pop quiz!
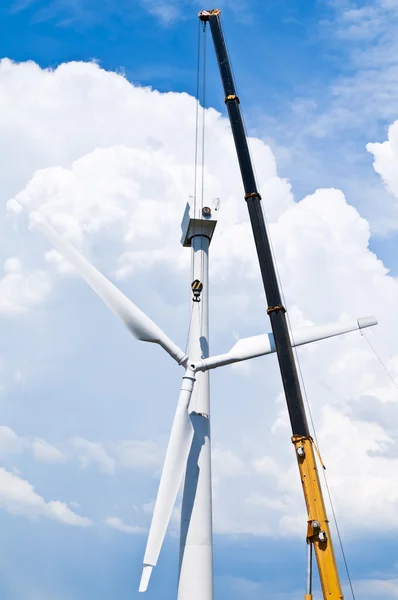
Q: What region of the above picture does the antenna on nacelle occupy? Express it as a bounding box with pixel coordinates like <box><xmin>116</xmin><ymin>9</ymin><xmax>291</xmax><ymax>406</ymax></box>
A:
<box><xmin>212</xmin><ymin>197</ymin><xmax>220</xmax><ymax>212</ymax></box>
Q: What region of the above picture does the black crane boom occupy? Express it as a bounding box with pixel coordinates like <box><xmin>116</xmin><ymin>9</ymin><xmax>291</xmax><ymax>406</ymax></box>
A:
<box><xmin>199</xmin><ymin>10</ymin><xmax>344</xmax><ymax>600</ymax></box>
<box><xmin>199</xmin><ymin>9</ymin><xmax>309</xmax><ymax>438</ymax></box>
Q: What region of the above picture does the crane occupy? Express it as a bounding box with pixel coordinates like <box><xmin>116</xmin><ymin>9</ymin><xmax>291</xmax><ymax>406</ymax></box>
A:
<box><xmin>199</xmin><ymin>8</ymin><xmax>344</xmax><ymax>600</ymax></box>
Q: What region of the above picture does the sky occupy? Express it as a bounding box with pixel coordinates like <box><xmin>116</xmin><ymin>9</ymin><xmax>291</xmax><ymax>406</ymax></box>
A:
<box><xmin>1</xmin><ymin>0</ymin><xmax>398</xmax><ymax>599</ymax></box>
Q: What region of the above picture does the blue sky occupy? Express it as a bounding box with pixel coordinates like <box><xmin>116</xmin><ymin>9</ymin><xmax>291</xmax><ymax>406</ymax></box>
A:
<box><xmin>3</xmin><ymin>0</ymin><xmax>397</xmax><ymax>263</ymax></box>
<box><xmin>1</xmin><ymin>1</ymin><xmax>398</xmax><ymax>599</ymax></box>
<box><xmin>0</xmin><ymin>0</ymin><xmax>343</xmax><ymax>128</ymax></box>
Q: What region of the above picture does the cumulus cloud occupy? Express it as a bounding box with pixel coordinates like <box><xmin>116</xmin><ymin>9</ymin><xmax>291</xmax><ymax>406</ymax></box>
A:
<box><xmin>0</xmin><ymin>467</ymin><xmax>89</xmax><ymax>526</ymax></box>
<box><xmin>3</xmin><ymin>58</ymin><xmax>398</xmax><ymax>545</ymax></box>
<box><xmin>0</xmin><ymin>257</ymin><xmax>51</xmax><ymax>315</ymax></box>
<box><xmin>0</xmin><ymin>425</ymin><xmax>65</xmax><ymax>464</ymax></box>
<box><xmin>0</xmin><ymin>59</ymin><xmax>291</xmax><ymax>286</ymax></box>
<box><xmin>0</xmin><ymin>426</ymin><xmax>24</xmax><ymax>456</ymax></box>
<box><xmin>110</xmin><ymin>439</ymin><xmax>163</xmax><ymax>470</ymax></box>
<box><xmin>367</xmin><ymin>120</ymin><xmax>398</xmax><ymax>201</ymax></box>
<box><xmin>0</xmin><ymin>425</ymin><xmax>166</xmax><ymax>479</ymax></box>
<box><xmin>104</xmin><ymin>516</ymin><xmax>145</xmax><ymax>534</ymax></box>
<box><xmin>70</xmin><ymin>437</ymin><xmax>163</xmax><ymax>475</ymax></box>
<box><xmin>212</xmin><ymin>447</ymin><xmax>245</xmax><ymax>479</ymax></box>
<box><xmin>351</xmin><ymin>576</ymin><xmax>398</xmax><ymax>600</ymax></box>
<box><xmin>71</xmin><ymin>438</ymin><xmax>116</xmax><ymax>475</ymax></box>
<box><xmin>30</xmin><ymin>438</ymin><xmax>66</xmax><ymax>464</ymax></box>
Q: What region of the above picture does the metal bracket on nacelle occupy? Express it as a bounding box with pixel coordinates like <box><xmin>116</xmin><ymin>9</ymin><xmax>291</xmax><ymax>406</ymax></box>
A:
<box><xmin>180</xmin><ymin>200</ymin><xmax>217</xmax><ymax>247</ymax></box>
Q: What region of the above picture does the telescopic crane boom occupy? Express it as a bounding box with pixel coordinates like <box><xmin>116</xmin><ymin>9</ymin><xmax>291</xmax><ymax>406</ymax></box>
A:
<box><xmin>199</xmin><ymin>9</ymin><xmax>344</xmax><ymax>600</ymax></box>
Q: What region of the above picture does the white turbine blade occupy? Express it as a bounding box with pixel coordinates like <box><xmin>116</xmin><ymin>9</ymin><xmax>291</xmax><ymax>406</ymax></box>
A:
<box><xmin>33</xmin><ymin>217</ymin><xmax>187</xmax><ymax>365</ymax></box>
<box><xmin>197</xmin><ymin>316</ymin><xmax>378</xmax><ymax>371</ymax></box>
<box><xmin>291</xmin><ymin>316</ymin><xmax>377</xmax><ymax>347</ymax></box>
<box><xmin>139</xmin><ymin>371</ymin><xmax>195</xmax><ymax>592</ymax></box>
<box><xmin>139</xmin><ymin>566</ymin><xmax>152</xmax><ymax>593</ymax></box>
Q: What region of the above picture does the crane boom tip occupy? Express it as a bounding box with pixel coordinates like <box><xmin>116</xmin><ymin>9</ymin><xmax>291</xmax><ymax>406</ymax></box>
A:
<box><xmin>198</xmin><ymin>9</ymin><xmax>221</xmax><ymax>20</ymax></box>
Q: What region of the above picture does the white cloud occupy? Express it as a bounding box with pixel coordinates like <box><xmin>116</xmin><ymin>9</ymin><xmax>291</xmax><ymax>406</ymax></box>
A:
<box><xmin>0</xmin><ymin>467</ymin><xmax>89</xmax><ymax>526</ymax></box>
<box><xmin>0</xmin><ymin>426</ymin><xmax>25</xmax><ymax>456</ymax></box>
<box><xmin>0</xmin><ymin>425</ymin><xmax>165</xmax><ymax>479</ymax></box>
<box><xmin>320</xmin><ymin>1</ymin><xmax>398</xmax><ymax>129</ymax></box>
<box><xmin>140</xmin><ymin>0</ymin><xmax>181</xmax><ymax>23</ymax></box>
<box><xmin>0</xmin><ymin>257</ymin><xmax>51</xmax><ymax>315</ymax></box>
<box><xmin>0</xmin><ymin>59</ymin><xmax>290</xmax><ymax>287</ymax></box>
<box><xmin>212</xmin><ymin>447</ymin><xmax>244</xmax><ymax>479</ymax></box>
<box><xmin>258</xmin><ymin>0</ymin><xmax>398</xmax><ymax>235</ymax></box>
<box><xmin>3</xmin><ymin>58</ymin><xmax>398</xmax><ymax>544</ymax></box>
<box><xmin>71</xmin><ymin>437</ymin><xmax>116</xmax><ymax>475</ymax></box>
<box><xmin>367</xmin><ymin>119</ymin><xmax>398</xmax><ymax>202</ymax></box>
<box><xmin>104</xmin><ymin>516</ymin><xmax>146</xmax><ymax>534</ymax></box>
<box><xmin>252</xmin><ymin>455</ymin><xmax>278</xmax><ymax>476</ymax></box>
<box><xmin>31</xmin><ymin>438</ymin><xmax>66</xmax><ymax>464</ymax></box>
<box><xmin>45</xmin><ymin>499</ymin><xmax>90</xmax><ymax>527</ymax></box>
<box><xmin>0</xmin><ymin>425</ymin><xmax>65</xmax><ymax>464</ymax></box>
<box><xmin>110</xmin><ymin>439</ymin><xmax>163</xmax><ymax>470</ymax></box>
<box><xmin>218</xmin><ymin>572</ymin><xmax>398</xmax><ymax>600</ymax></box>
<box><xmin>70</xmin><ymin>437</ymin><xmax>163</xmax><ymax>475</ymax></box>
<box><xmin>353</xmin><ymin>576</ymin><xmax>398</xmax><ymax>599</ymax></box>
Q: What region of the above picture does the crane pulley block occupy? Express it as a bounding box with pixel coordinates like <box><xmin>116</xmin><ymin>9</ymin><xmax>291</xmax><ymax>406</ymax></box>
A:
<box><xmin>198</xmin><ymin>9</ymin><xmax>221</xmax><ymax>21</ymax></box>
<box><xmin>191</xmin><ymin>279</ymin><xmax>203</xmax><ymax>302</ymax></box>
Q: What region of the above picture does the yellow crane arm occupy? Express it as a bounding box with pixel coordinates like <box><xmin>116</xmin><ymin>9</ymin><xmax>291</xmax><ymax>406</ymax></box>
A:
<box><xmin>292</xmin><ymin>436</ymin><xmax>344</xmax><ymax>600</ymax></box>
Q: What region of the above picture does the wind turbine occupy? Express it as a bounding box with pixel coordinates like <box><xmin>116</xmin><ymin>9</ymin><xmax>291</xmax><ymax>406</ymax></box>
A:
<box><xmin>31</xmin><ymin>204</ymin><xmax>377</xmax><ymax>600</ymax></box>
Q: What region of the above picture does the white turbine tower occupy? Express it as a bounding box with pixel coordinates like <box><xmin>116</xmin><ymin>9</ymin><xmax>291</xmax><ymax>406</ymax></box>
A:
<box><xmin>32</xmin><ymin>204</ymin><xmax>378</xmax><ymax>600</ymax></box>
